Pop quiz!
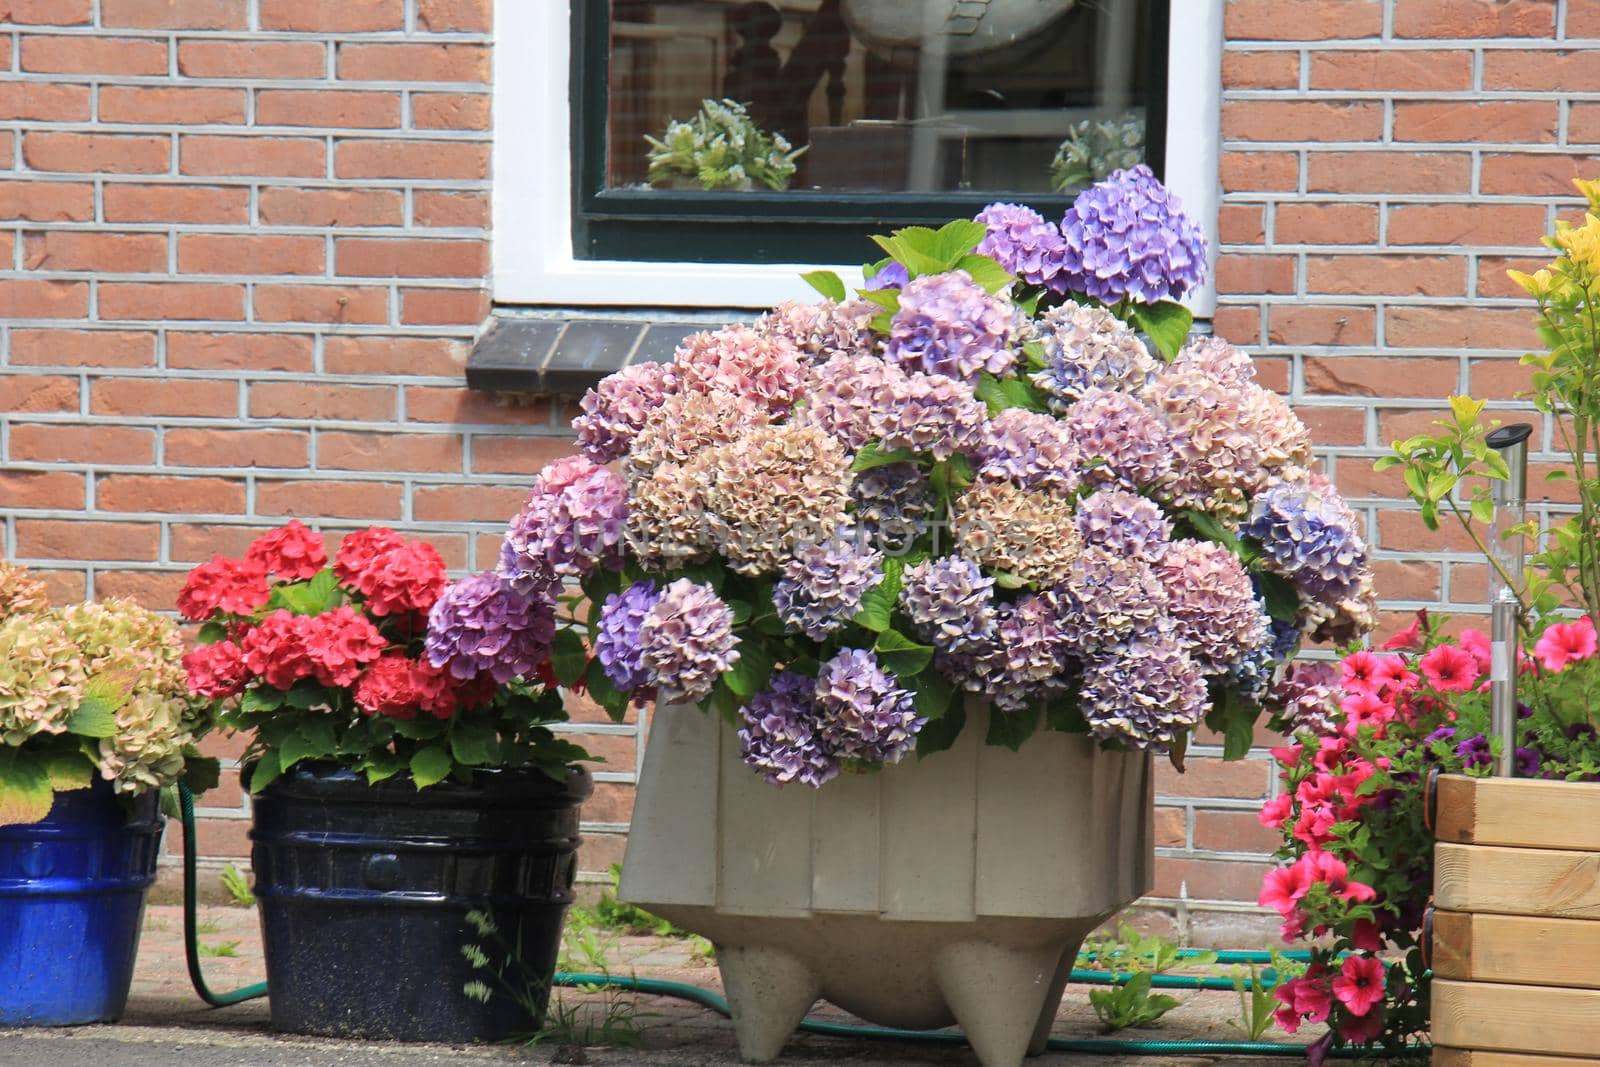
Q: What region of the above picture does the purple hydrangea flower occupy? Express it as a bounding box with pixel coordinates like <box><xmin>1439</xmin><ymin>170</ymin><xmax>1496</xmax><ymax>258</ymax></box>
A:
<box><xmin>1266</xmin><ymin>661</ymin><xmax>1341</xmax><ymax>737</ymax></box>
<box><xmin>1030</xmin><ymin>303</ymin><xmax>1159</xmax><ymax>410</ymax></box>
<box><xmin>1074</xmin><ymin>487</ymin><xmax>1172</xmax><ymax>563</ymax></box>
<box><xmin>738</xmin><ymin>670</ymin><xmax>837</xmax><ymax>787</ymax></box>
<box><xmin>500</xmin><ymin>456</ymin><xmax>628</xmax><ymax>591</ymax></box>
<box><xmin>573</xmin><ymin>361</ymin><xmax>678</xmax><ymax>465</ymax></box>
<box><xmin>976</xmin><ymin>408</ymin><xmax>1082</xmax><ymax>493</ymax></box>
<box><xmin>974</xmin><ymin>202</ymin><xmax>1067</xmax><ymax>290</ymax></box>
<box><xmin>594</xmin><ymin>580</ymin><xmax>660</xmax><ymax>694</ymax></box>
<box><xmin>801</xmin><ymin>353</ymin><xmax>987</xmax><ymax>462</ymax></box>
<box><xmin>1156</xmin><ymin>539</ymin><xmax>1271</xmax><ymax>675</ymax></box>
<box><xmin>772</xmin><ymin>538</ymin><xmax>884</xmax><ymax>641</ymax></box>
<box><xmin>849</xmin><ymin>462</ymin><xmax>935</xmax><ymax>551</ymax></box>
<box><xmin>1242</xmin><ymin>477</ymin><xmax>1371</xmax><ymax>607</ymax></box>
<box><xmin>899</xmin><ymin>555</ymin><xmax>997</xmax><ymax>654</ymax></box>
<box><xmin>1057</xmin><ymin>164</ymin><xmax>1208</xmax><ymax>305</ymax></box>
<box><xmin>814</xmin><ymin>647</ymin><xmax>925</xmax><ymax>764</ymax></box>
<box><xmin>424</xmin><ymin>571</ymin><xmax>555</xmax><ymax>685</ymax></box>
<box><xmin>1078</xmin><ymin>621</ymin><xmax>1208</xmax><ymax>750</ymax></box>
<box><xmin>866</xmin><ymin>261</ymin><xmax>909</xmax><ymax>291</ymax></box>
<box><xmin>1055</xmin><ymin>547</ymin><xmax>1168</xmax><ymax>654</ymax></box>
<box><xmin>886</xmin><ymin>270</ymin><xmax>1017</xmax><ymax>382</ymax></box>
<box><xmin>1060</xmin><ymin>387</ymin><xmax>1173</xmax><ymax>490</ymax></box>
<box><xmin>941</xmin><ymin>593</ymin><xmax>1068</xmax><ymax>711</ymax></box>
<box><xmin>637</xmin><ymin>578</ymin><xmax>740</xmax><ymax>704</ymax></box>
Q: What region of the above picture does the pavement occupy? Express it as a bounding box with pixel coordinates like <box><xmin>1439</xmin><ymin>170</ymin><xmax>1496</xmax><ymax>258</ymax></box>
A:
<box><xmin>0</xmin><ymin>905</ymin><xmax>1311</xmax><ymax>1066</ymax></box>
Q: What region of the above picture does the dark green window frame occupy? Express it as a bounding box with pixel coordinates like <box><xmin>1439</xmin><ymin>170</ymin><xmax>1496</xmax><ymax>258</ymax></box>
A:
<box><xmin>569</xmin><ymin>0</ymin><xmax>1172</xmax><ymax>265</ymax></box>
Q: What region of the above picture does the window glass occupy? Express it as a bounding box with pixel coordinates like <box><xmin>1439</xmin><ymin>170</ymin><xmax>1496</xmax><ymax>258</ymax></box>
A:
<box><xmin>604</xmin><ymin>0</ymin><xmax>1160</xmax><ymax>197</ymax></box>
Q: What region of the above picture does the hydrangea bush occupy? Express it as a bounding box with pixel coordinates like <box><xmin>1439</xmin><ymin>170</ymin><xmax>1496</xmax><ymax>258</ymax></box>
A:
<box><xmin>507</xmin><ymin>167</ymin><xmax>1377</xmax><ymax>787</ymax></box>
<box><xmin>0</xmin><ymin>560</ymin><xmax>218</xmax><ymax>826</ymax></box>
<box><xmin>178</xmin><ymin>522</ymin><xmax>589</xmax><ymax>792</ymax></box>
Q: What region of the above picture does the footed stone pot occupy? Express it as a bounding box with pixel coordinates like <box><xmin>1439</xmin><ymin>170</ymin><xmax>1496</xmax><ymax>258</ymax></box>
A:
<box><xmin>619</xmin><ymin>700</ymin><xmax>1153</xmax><ymax>1067</ymax></box>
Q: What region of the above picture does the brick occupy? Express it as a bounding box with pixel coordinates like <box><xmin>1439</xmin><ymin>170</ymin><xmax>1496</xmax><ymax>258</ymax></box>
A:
<box><xmin>1156</xmin><ymin>757</ymin><xmax>1269</xmax><ymax>801</ymax></box>
<box><xmin>164</xmin><ymin>427</ymin><xmax>309</xmax><ymax>469</ymax></box>
<box><xmin>256</xmin><ymin>90</ymin><xmax>400</xmax><ymax>129</ymax></box>
<box><xmin>166</xmin><ymin>331</ymin><xmax>314</xmax><ymax>372</ymax></box>
<box><xmin>1393</xmin><ymin>0</ymin><xmax>1555</xmax><ymax>37</ymax></box>
<box><xmin>1219</xmin><ymin>151</ymin><xmax>1297</xmax><ymax>193</ymax></box>
<box><xmin>323</xmin><ymin>335</ymin><xmax>464</xmax><ymax>376</ymax></box>
<box><xmin>10</xmin><ymin>328</ymin><xmax>155</xmax><ymax>368</ymax></box>
<box><xmin>1371</xmin><ymin>557</ymin><xmax>1443</xmax><ymax>601</ymax></box>
<box><xmin>0</xmin><ymin>374</ymin><xmax>78</xmax><ymax>413</ymax></box>
<box><xmin>1217</xmin><ymin>204</ymin><xmax>1264</xmax><ymax>245</ymax></box>
<box><xmin>416</xmin><ymin>0</ymin><xmax>489</xmax><ymax>32</ymax></box>
<box><xmin>1310</xmin><ymin>49</ymin><xmax>1473</xmax><ymax>93</ymax></box>
<box><xmin>0</xmin><ymin>279</ymin><xmax>89</xmax><ymax>319</ymax></box>
<box><xmin>1253</xmin><ymin>356</ymin><xmax>1291</xmax><ymax>393</ymax></box>
<box><xmin>1224</xmin><ymin>0</ymin><xmax>1382</xmax><ymax>39</ymax></box>
<box><xmin>249</xmin><ymin>381</ymin><xmax>396</xmax><ymax>421</ymax></box>
<box><xmin>335</xmin><ymin>139</ymin><xmax>488</xmax><ymax>180</ymax></box>
<box><xmin>1222</xmin><ymin>100</ymin><xmax>1382</xmax><ymax>143</ymax></box>
<box><xmin>100</xmin><ymin>86</ymin><xmax>247</xmax><ymax>125</ymax></box>
<box><xmin>1294</xmin><ymin>405</ymin><xmax>1366</xmax><ymax>446</ymax></box>
<box><xmin>1483</xmin><ymin>50</ymin><xmax>1600</xmax><ymax>91</ymax></box>
<box><xmin>1306</xmin><ymin>254</ymin><xmax>1464</xmax><ymax>297</ymax></box>
<box><xmin>1193</xmin><ymin>811</ymin><xmax>1281</xmax><ymax>855</ymax></box>
<box><xmin>177</xmin><ymin>39</ymin><xmax>326</xmax><ymax>79</ymax></box>
<box><xmin>412</xmin><ymin>484</ymin><xmax>526</xmax><ymax>523</ymax></box>
<box><xmin>411</xmin><ymin>92</ymin><xmax>489</xmax><ymax>130</ymax></box>
<box><xmin>1386</xmin><ymin>306</ymin><xmax>1539</xmax><ymax>350</ymax></box>
<box><xmin>9</xmin><ymin>423</ymin><xmax>155</xmax><ymax>465</ymax></box>
<box><xmin>412</xmin><ymin>190</ymin><xmax>487</xmax><ymax>228</ymax></box>
<box><xmin>407</xmin><ymin>386</ymin><xmax>550</xmax><ymax>426</ymax></box>
<box><xmin>1274</xmin><ymin>202</ymin><xmax>1377</xmax><ymax>245</ymax></box>
<box><xmin>1378</xmin><ymin>510</ymin><xmax>1481</xmax><ymax>554</ymax></box>
<box><xmin>259</xmin><ymin>187</ymin><xmax>403</xmax><ymax>227</ymax></box>
<box><xmin>103</xmin><ymin>183</ymin><xmax>251</xmax><ymax>224</ymax></box>
<box><xmin>170</xmin><ymin>522</ymin><xmax>280</xmax><ymax>562</ymax></box>
<box><xmin>102</xmin><ymin>0</ymin><xmax>247</xmax><ymax>28</ymax></box>
<box><xmin>91</xmin><ymin>376</ymin><xmax>237</xmax><ymax>418</ymax></box>
<box><xmin>1393</xmin><ymin>101</ymin><xmax>1557</xmax><ymax>144</ymax></box>
<box><xmin>100</xmin><ymin>282</ymin><xmax>245</xmax><ymax>321</ymax></box>
<box><xmin>0</xmin><ymin>471</ymin><xmax>85</xmax><ymax>510</ymax></box>
<box><xmin>181</xmin><ymin>135</ymin><xmax>324</xmax><ymax>178</ymax></box>
<box><xmin>0</xmin><ymin>0</ymin><xmax>90</xmax><ymax>23</ymax></box>
<box><xmin>0</xmin><ymin>180</ymin><xmax>94</xmax><ymax>222</ymax></box>
<box><xmin>338</xmin><ymin>43</ymin><xmax>489</xmax><ymax>83</ymax></box>
<box><xmin>253</xmin><ymin>284</ymin><xmax>388</xmax><ymax>324</ymax></box>
<box><xmin>15</xmin><ymin>519</ymin><xmax>159</xmax><ymax>561</ymax></box>
<box><xmin>21</xmin><ymin>35</ymin><xmax>166</xmax><ymax>75</ymax></box>
<box><xmin>1468</xmin><ymin>356</ymin><xmax>1537</xmax><ymax>398</ymax></box>
<box><xmin>335</xmin><ymin>237</ymin><xmax>487</xmax><ymax>278</ymax></box>
<box><xmin>469</xmin><ymin>436</ymin><xmax>583</xmax><ymax>475</ymax></box>
<box><xmin>1214</xmin><ymin>254</ymin><xmax>1295</xmax><ymax>295</ymax></box>
<box><xmin>1568</xmin><ymin>104</ymin><xmax>1600</xmax><ymax>145</ymax></box>
<box><xmin>100</xmin><ymin>474</ymin><xmax>246</xmax><ymax>514</ymax></box>
<box><xmin>1260</xmin><ymin>303</ymin><xmax>1376</xmax><ymax>347</ymax></box>
<box><xmin>178</xmin><ymin>234</ymin><xmax>324</xmax><ymax>276</ymax></box>
<box><xmin>1570</xmin><ymin>0</ymin><xmax>1600</xmax><ymax>35</ymax></box>
<box><xmin>400</xmin><ymin>286</ymin><xmax>486</xmax><ymax>324</ymax></box>
<box><xmin>1305</xmin><ymin>357</ymin><xmax>1459</xmax><ymax>397</ymax></box>
<box><xmin>166</xmin><ymin>816</ymin><xmax>251</xmax><ymax>858</ymax></box>
<box><xmin>1388</xmin><ymin>204</ymin><xmax>1548</xmax><ymax>247</ymax></box>
<box><xmin>256</xmin><ymin>479</ymin><xmax>402</xmax><ymax>520</ymax></box>
<box><xmin>23</xmin><ymin>231</ymin><xmax>168</xmax><ymax>274</ymax></box>
<box><xmin>1221</xmin><ymin>50</ymin><xmax>1298</xmax><ymax>90</ymax></box>
<box><xmin>318</xmin><ymin>431</ymin><xmax>462</xmax><ymax>472</ymax></box>
<box><xmin>1481</xmin><ymin>152</ymin><xmax>1600</xmax><ymax>195</ymax></box>
<box><xmin>1153</xmin><ymin>807</ymin><xmax>1186</xmax><ymax>849</ymax></box>
<box><xmin>0</xmin><ymin>82</ymin><xmax>90</xmax><ymax>121</ymax></box>
<box><xmin>24</xmin><ymin>132</ymin><xmax>170</xmax><ymax>174</ymax></box>
<box><xmin>1477</xmin><ymin>254</ymin><xmax>1549</xmax><ymax>299</ymax></box>
<box><xmin>1307</xmin><ymin>151</ymin><xmax>1471</xmax><ymax>194</ymax></box>
<box><xmin>259</xmin><ymin>0</ymin><xmax>403</xmax><ymax>31</ymax></box>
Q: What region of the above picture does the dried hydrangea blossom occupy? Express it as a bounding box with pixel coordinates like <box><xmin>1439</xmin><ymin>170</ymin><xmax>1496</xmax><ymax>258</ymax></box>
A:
<box><xmin>0</xmin><ymin>561</ymin><xmax>49</xmax><ymax>620</ymax></box>
<box><xmin>0</xmin><ymin>613</ymin><xmax>87</xmax><ymax>745</ymax></box>
<box><xmin>738</xmin><ymin>669</ymin><xmax>836</xmax><ymax>787</ymax></box>
<box><xmin>1073</xmin><ymin>487</ymin><xmax>1172</xmax><ymax>563</ymax></box>
<box><xmin>755</xmin><ymin>299</ymin><xmax>879</xmax><ymax>365</ymax></box>
<box><xmin>1265</xmin><ymin>661</ymin><xmax>1342</xmax><ymax>736</ymax></box>
<box><xmin>976</xmin><ymin>408</ymin><xmax>1082</xmax><ymax>493</ymax></box>
<box><xmin>799</xmin><ymin>352</ymin><xmax>903</xmax><ymax>451</ymax></box>
<box><xmin>1144</xmin><ymin>364</ymin><xmax>1268</xmax><ymax>521</ymax></box>
<box><xmin>673</xmin><ymin>325</ymin><xmax>807</xmax><ymax>416</ymax></box>
<box><xmin>96</xmin><ymin>690</ymin><xmax>193</xmax><ymax>794</ymax></box>
<box><xmin>1079</xmin><ymin>621</ymin><xmax>1209</xmax><ymax>749</ymax></box>
<box><xmin>900</xmin><ymin>556</ymin><xmax>997</xmax><ymax>654</ymax></box>
<box><xmin>574</xmin><ymin>360</ymin><xmax>679</xmax><ymax>465</ymax></box>
<box><xmin>1243</xmin><ymin>475</ymin><xmax>1371</xmax><ymax>610</ymax></box>
<box><xmin>624</xmin><ymin>386</ymin><xmax>772</xmax><ymax>477</ymax></box>
<box><xmin>1171</xmin><ymin>335</ymin><xmax>1256</xmax><ymax>389</ymax></box>
<box><xmin>814</xmin><ymin>647</ymin><xmax>924</xmax><ymax>765</ymax></box>
<box><xmin>1057</xmin><ymin>164</ymin><xmax>1208</xmax><ymax>305</ymax></box>
<box><xmin>623</xmin><ymin>458</ymin><xmax>717</xmax><ymax>571</ymax></box>
<box><xmin>698</xmin><ymin>423</ymin><xmax>854</xmax><ymax>576</ymax></box>
<box><xmin>637</xmin><ymin>578</ymin><xmax>740</xmax><ymax>705</ymax></box>
<box><xmin>1031</xmin><ymin>303</ymin><xmax>1158</xmax><ymax>410</ymax></box>
<box><xmin>1055</xmin><ymin>546</ymin><xmax>1169</xmax><ymax>653</ymax></box>
<box><xmin>1157</xmin><ymin>539</ymin><xmax>1272</xmax><ymax>675</ymax></box>
<box><xmin>500</xmin><ymin>456</ymin><xmax>628</xmax><ymax>591</ymax></box>
<box><xmin>1060</xmin><ymin>387</ymin><xmax>1173</xmax><ymax>490</ymax></box>
<box><xmin>773</xmin><ymin>538</ymin><xmax>884</xmax><ymax>641</ymax></box>
<box><xmin>943</xmin><ymin>593</ymin><xmax>1069</xmax><ymax>711</ymax></box>
<box><xmin>886</xmin><ymin>270</ymin><xmax>1017</xmax><ymax>382</ymax></box>
<box><xmin>57</xmin><ymin>599</ymin><xmax>186</xmax><ymax>697</ymax></box>
<box><xmin>950</xmin><ymin>476</ymin><xmax>1083</xmax><ymax>587</ymax></box>
<box><xmin>799</xmin><ymin>353</ymin><xmax>987</xmax><ymax>461</ymax></box>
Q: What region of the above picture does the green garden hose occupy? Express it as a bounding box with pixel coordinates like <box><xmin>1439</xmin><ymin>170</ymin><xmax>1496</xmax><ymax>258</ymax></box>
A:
<box><xmin>176</xmin><ymin>791</ymin><xmax>1420</xmax><ymax>1056</ymax></box>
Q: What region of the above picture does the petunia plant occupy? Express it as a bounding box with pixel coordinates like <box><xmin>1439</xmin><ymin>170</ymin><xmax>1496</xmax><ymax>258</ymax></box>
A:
<box><xmin>485</xmin><ymin>166</ymin><xmax>1379</xmax><ymax>790</ymax></box>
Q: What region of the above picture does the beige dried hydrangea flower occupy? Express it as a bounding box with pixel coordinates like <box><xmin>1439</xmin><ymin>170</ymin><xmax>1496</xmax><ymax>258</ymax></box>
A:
<box><xmin>624</xmin><ymin>457</ymin><xmax>718</xmax><ymax>571</ymax></box>
<box><xmin>96</xmin><ymin>689</ymin><xmax>196</xmax><ymax>794</ymax></box>
<box><xmin>57</xmin><ymin>599</ymin><xmax>187</xmax><ymax>698</ymax></box>
<box><xmin>950</xmin><ymin>477</ymin><xmax>1083</xmax><ymax>587</ymax></box>
<box><xmin>0</xmin><ymin>613</ymin><xmax>88</xmax><ymax>745</ymax></box>
<box><xmin>0</xmin><ymin>561</ymin><xmax>49</xmax><ymax>621</ymax></box>
<box><xmin>624</xmin><ymin>387</ymin><xmax>771</xmax><ymax>479</ymax></box>
<box><xmin>755</xmin><ymin>299</ymin><xmax>881</xmax><ymax>365</ymax></box>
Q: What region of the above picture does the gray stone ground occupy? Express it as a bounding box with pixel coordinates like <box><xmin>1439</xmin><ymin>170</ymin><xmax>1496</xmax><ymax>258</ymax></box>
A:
<box><xmin>0</xmin><ymin>906</ymin><xmax>1310</xmax><ymax>1067</ymax></box>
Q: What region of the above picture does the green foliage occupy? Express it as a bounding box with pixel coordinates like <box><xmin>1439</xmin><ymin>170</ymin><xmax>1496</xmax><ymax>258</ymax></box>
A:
<box><xmin>198</xmin><ymin>939</ymin><xmax>240</xmax><ymax>958</ymax></box>
<box><xmin>1129</xmin><ymin>300</ymin><xmax>1194</xmax><ymax>362</ymax></box>
<box><xmin>1228</xmin><ymin>962</ymin><xmax>1288</xmax><ymax>1041</ymax></box>
<box><xmin>0</xmin><ymin>748</ymin><xmax>53</xmax><ymax>827</ymax></box>
<box><xmin>220</xmin><ymin>863</ymin><xmax>256</xmax><ymax>908</ymax></box>
<box><xmin>644</xmin><ymin>98</ymin><xmax>805</xmax><ymax>192</ymax></box>
<box><xmin>1088</xmin><ymin>972</ymin><xmax>1181</xmax><ymax>1032</ymax></box>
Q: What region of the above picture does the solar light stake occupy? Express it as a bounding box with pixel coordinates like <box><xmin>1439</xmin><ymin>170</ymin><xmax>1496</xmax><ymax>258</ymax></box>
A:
<box><xmin>1485</xmin><ymin>423</ymin><xmax>1533</xmax><ymax>777</ymax></box>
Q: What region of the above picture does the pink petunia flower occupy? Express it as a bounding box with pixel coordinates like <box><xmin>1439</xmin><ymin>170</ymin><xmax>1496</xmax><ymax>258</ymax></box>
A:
<box><xmin>1534</xmin><ymin>616</ymin><xmax>1598</xmax><ymax>673</ymax></box>
<box><xmin>1341</xmin><ymin>650</ymin><xmax>1384</xmax><ymax>695</ymax></box>
<box><xmin>1380</xmin><ymin>609</ymin><xmax>1427</xmax><ymax>650</ymax></box>
<box><xmin>1349</xmin><ymin>918</ymin><xmax>1384</xmax><ymax>953</ymax></box>
<box><xmin>1419</xmin><ymin>643</ymin><xmax>1480</xmax><ymax>693</ymax></box>
<box><xmin>1339</xmin><ymin>1008</ymin><xmax>1383</xmax><ymax>1043</ymax></box>
<box><xmin>1332</xmin><ymin>955</ymin><xmax>1385</xmax><ymax>1017</ymax></box>
<box><xmin>1259</xmin><ymin>793</ymin><xmax>1293</xmax><ymax>830</ymax></box>
<box><xmin>1259</xmin><ymin>861</ymin><xmax>1314</xmax><ymax>917</ymax></box>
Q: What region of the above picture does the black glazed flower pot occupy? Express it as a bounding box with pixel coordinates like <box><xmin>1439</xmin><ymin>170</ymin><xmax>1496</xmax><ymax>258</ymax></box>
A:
<box><xmin>250</xmin><ymin>761</ymin><xmax>591</xmax><ymax>1042</ymax></box>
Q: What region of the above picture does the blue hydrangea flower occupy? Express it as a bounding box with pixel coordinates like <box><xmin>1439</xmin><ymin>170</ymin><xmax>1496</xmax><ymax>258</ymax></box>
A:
<box><xmin>974</xmin><ymin>202</ymin><xmax>1067</xmax><ymax>290</ymax></box>
<box><xmin>738</xmin><ymin>669</ymin><xmax>836</xmax><ymax>787</ymax></box>
<box><xmin>772</xmin><ymin>538</ymin><xmax>884</xmax><ymax>641</ymax></box>
<box><xmin>899</xmin><ymin>556</ymin><xmax>997</xmax><ymax>654</ymax></box>
<box><xmin>594</xmin><ymin>580</ymin><xmax>660</xmax><ymax>694</ymax></box>
<box><xmin>885</xmin><ymin>270</ymin><xmax>1017</xmax><ymax>382</ymax></box>
<box><xmin>1057</xmin><ymin>164</ymin><xmax>1207</xmax><ymax>305</ymax></box>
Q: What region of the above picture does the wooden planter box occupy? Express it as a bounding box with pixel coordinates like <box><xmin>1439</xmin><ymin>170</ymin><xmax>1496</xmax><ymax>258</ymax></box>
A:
<box><xmin>1430</xmin><ymin>774</ymin><xmax>1600</xmax><ymax>1065</ymax></box>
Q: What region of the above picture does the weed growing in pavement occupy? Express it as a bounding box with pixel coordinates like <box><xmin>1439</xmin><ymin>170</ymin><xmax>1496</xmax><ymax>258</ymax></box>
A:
<box><xmin>220</xmin><ymin>864</ymin><xmax>256</xmax><ymax>907</ymax></box>
<box><xmin>198</xmin><ymin>939</ymin><xmax>241</xmax><ymax>957</ymax></box>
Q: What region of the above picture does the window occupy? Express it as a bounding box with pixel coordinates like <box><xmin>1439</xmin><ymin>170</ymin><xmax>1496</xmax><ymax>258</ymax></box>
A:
<box><xmin>493</xmin><ymin>0</ymin><xmax>1221</xmax><ymax>311</ymax></box>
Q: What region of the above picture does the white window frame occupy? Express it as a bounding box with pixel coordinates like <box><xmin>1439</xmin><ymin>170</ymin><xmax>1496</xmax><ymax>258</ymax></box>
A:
<box><xmin>493</xmin><ymin>0</ymin><xmax>1222</xmax><ymax>316</ymax></box>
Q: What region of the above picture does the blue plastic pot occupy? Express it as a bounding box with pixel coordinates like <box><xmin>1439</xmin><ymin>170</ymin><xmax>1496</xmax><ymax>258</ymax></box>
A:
<box><xmin>0</xmin><ymin>779</ymin><xmax>163</xmax><ymax>1026</ymax></box>
<box><xmin>251</xmin><ymin>762</ymin><xmax>591</xmax><ymax>1042</ymax></box>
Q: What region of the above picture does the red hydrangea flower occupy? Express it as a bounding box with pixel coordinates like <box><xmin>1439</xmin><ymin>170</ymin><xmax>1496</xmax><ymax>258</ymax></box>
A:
<box><xmin>239</xmin><ymin>610</ymin><xmax>316</xmax><ymax>691</ymax></box>
<box><xmin>354</xmin><ymin>655</ymin><xmax>429</xmax><ymax>719</ymax></box>
<box><xmin>1419</xmin><ymin>643</ymin><xmax>1480</xmax><ymax>693</ymax></box>
<box><xmin>303</xmin><ymin>606</ymin><xmax>388</xmax><ymax>687</ymax></box>
<box><xmin>247</xmin><ymin>520</ymin><xmax>328</xmax><ymax>581</ymax></box>
<box><xmin>334</xmin><ymin>527</ymin><xmax>408</xmax><ymax>586</ymax></box>
<box><xmin>177</xmin><ymin>555</ymin><xmax>270</xmax><ymax>621</ymax></box>
<box><xmin>1331</xmin><ymin>954</ymin><xmax>1385</xmax><ymax>1017</ymax></box>
<box><xmin>350</xmin><ymin>541</ymin><xmax>448</xmax><ymax>619</ymax></box>
<box><xmin>183</xmin><ymin>640</ymin><xmax>250</xmax><ymax>699</ymax></box>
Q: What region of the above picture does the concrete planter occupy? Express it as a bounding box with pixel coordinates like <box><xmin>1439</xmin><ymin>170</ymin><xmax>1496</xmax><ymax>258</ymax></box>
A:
<box><xmin>619</xmin><ymin>700</ymin><xmax>1154</xmax><ymax>1067</ymax></box>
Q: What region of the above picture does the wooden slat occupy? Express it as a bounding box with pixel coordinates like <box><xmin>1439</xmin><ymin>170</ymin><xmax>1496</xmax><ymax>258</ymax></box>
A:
<box><xmin>1433</xmin><ymin>979</ymin><xmax>1600</xmax><ymax>1057</ymax></box>
<box><xmin>1435</xmin><ymin>775</ymin><xmax>1600</xmax><ymax>851</ymax></box>
<box><xmin>1436</xmin><ymin>1049</ymin><xmax>1600</xmax><ymax>1067</ymax></box>
<box><xmin>1431</xmin><ymin>910</ymin><xmax>1600</xmax><ymax>987</ymax></box>
<box><xmin>1435</xmin><ymin>842</ymin><xmax>1600</xmax><ymax>919</ymax></box>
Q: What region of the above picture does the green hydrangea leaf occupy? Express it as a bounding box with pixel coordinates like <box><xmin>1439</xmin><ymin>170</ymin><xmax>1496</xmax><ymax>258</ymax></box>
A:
<box><xmin>955</xmin><ymin>253</ymin><xmax>1016</xmax><ymax>295</ymax></box>
<box><xmin>801</xmin><ymin>270</ymin><xmax>847</xmax><ymax>303</ymax></box>
<box><xmin>550</xmin><ymin>628</ymin><xmax>589</xmax><ymax>688</ymax></box>
<box><xmin>410</xmin><ymin>745</ymin><xmax>453</xmax><ymax>789</ymax></box>
<box><xmin>985</xmin><ymin>705</ymin><xmax>1040</xmax><ymax>751</ymax></box>
<box><xmin>66</xmin><ymin>695</ymin><xmax>119</xmax><ymax>739</ymax></box>
<box><xmin>875</xmin><ymin>628</ymin><xmax>934</xmax><ymax>677</ymax></box>
<box><xmin>915</xmin><ymin>699</ymin><xmax>967</xmax><ymax>758</ymax></box>
<box><xmin>0</xmin><ymin>749</ymin><xmax>54</xmax><ymax>827</ymax></box>
<box><xmin>1130</xmin><ymin>300</ymin><xmax>1194</xmax><ymax>362</ymax></box>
